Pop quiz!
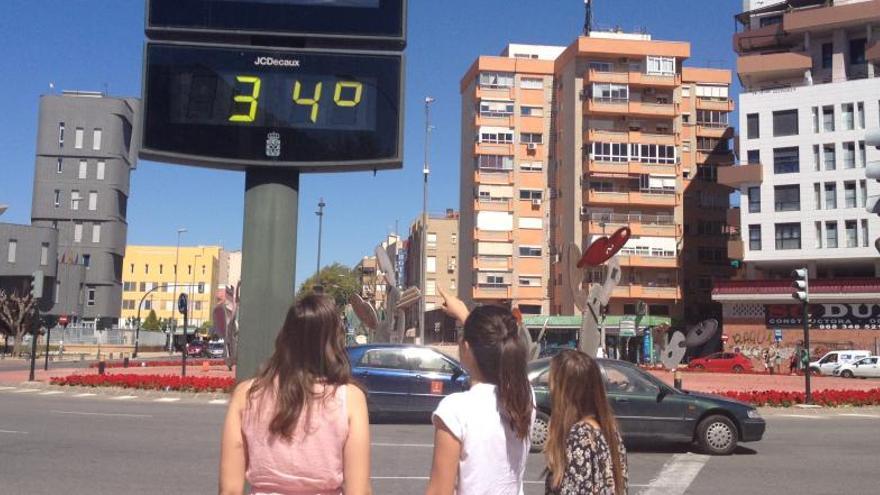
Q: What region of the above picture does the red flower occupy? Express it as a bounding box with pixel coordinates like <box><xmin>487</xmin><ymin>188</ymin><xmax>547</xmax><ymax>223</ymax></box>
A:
<box><xmin>712</xmin><ymin>389</ymin><xmax>880</xmax><ymax>407</ymax></box>
<box><xmin>51</xmin><ymin>373</ymin><xmax>235</xmax><ymax>393</ymax></box>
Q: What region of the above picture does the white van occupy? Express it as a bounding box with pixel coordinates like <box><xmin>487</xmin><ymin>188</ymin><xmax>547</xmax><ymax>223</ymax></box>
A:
<box><xmin>809</xmin><ymin>350</ymin><xmax>872</xmax><ymax>376</ymax></box>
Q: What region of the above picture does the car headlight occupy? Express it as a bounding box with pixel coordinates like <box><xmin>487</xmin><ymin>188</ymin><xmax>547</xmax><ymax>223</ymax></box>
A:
<box><xmin>747</xmin><ymin>409</ymin><xmax>761</xmax><ymax>419</ymax></box>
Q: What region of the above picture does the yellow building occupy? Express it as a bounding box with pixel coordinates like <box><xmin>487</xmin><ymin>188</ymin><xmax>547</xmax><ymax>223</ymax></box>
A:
<box><xmin>120</xmin><ymin>245</ymin><xmax>222</xmax><ymax>330</ymax></box>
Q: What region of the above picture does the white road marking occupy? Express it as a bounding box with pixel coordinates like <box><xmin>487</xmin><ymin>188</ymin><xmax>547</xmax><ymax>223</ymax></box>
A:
<box><xmin>370</xmin><ymin>476</ymin><xmax>547</xmax><ymax>485</ymax></box>
<box><xmin>0</xmin><ymin>386</ymin><xmax>17</xmax><ymax>391</ymax></box>
<box><xmin>111</xmin><ymin>395</ymin><xmax>138</xmax><ymax>400</ymax></box>
<box><xmin>0</xmin><ymin>429</ymin><xmax>28</xmax><ymax>434</ymax></box>
<box><xmin>38</xmin><ymin>391</ymin><xmax>65</xmax><ymax>395</ymax></box>
<box><xmin>209</xmin><ymin>399</ymin><xmax>229</xmax><ymax>405</ymax></box>
<box><xmin>73</xmin><ymin>393</ymin><xmax>97</xmax><ymax>397</ymax></box>
<box><xmin>837</xmin><ymin>413</ymin><xmax>880</xmax><ymax>418</ymax></box>
<box><xmin>371</xmin><ymin>442</ymin><xmax>433</xmax><ymax>448</ymax></box>
<box><xmin>12</xmin><ymin>388</ymin><xmax>40</xmax><ymax>393</ymax></box>
<box><xmin>50</xmin><ymin>410</ymin><xmax>152</xmax><ymax>418</ymax></box>
<box><xmin>639</xmin><ymin>453</ymin><xmax>711</xmax><ymax>495</ymax></box>
<box><xmin>154</xmin><ymin>397</ymin><xmax>180</xmax><ymax>403</ymax></box>
<box><xmin>777</xmin><ymin>414</ymin><xmax>826</xmax><ymax>419</ymax></box>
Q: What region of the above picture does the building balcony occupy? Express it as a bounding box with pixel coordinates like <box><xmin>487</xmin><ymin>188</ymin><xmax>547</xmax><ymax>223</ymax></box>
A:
<box><xmin>612</xmin><ymin>285</ymin><xmax>681</xmax><ymax>300</ymax></box>
<box><xmin>583</xmin><ymin>212</ymin><xmax>678</xmax><ymax>237</ymax></box>
<box><xmin>712</xmin><ymin>278</ymin><xmax>880</xmax><ymax>303</ymax></box>
<box><xmin>474</xmin><ymin>256</ymin><xmax>513</xmax><ymax>271</ymax></box>
<box><xmin>585</xmin><ymin>189</ymin><xmax>678</xmax><ymax>207</ymax></box>
<box><xmin>474</xmin><ymin>142</ymin><xmax>515</xmax><ymax>155</ymax></box>
<box><xmin>584</xmin><ymin>98</ymin><xmax>630</xmax><ymax>115</ymax></box>
<box><xmin>473</xmin><ymin>199</ymin><xmax>513</xmax><ymax>212</ymax></box>
<box><xmin>586</xmin><ymin>159</ymin><xmax>679</xmax><ymax>177</ymax></box>
<box><xmin>476</xmin><ymin>85</ymin><xmax>514</xmax><ymax>101</ymax></box>
<box><xmin>695</xmin><ymin>124</ymin><xmax>734</xmax><ymax>139</ymax></box>
<box><xmin>474</xmin><ymin>229</ymin><xmax>514</xmax><ymax>242</ymax></box>
<box><xmin>475</xmin><ymin>114</ymin><xmax>514</xmax><ymax>127</ymax></box>
<box><xmin>473</xmin><ymin>285</ymin><xmax>512</xmax><ymax>300</ymax></box>
<box><xmin>628</xmin><ymin>101</ymin><xmax>678</xmax><ymax>118</ymax></box>
<box><xmin>868</xmin><ymin>40</ymin><xmax>880</xmax><ymax>64</ymax></box>
<box><xmin>584</xmin><ymin>69</ymin><xmax>630</xmax><ymax>84</ymax></box>
<box><xmin>474</xmin><ymin>170</ymin><xmax>514</xmax><ymax>184</ymax></box>
<box><xmin>733</xmin><ymin>23</ymin><xmax>787</xmax><ymax>55</ymax></box>
<box><xmin>737</xmin><ymin>52</ymin><xmax>812</xmax><ymax>84</ymax></box>
<box><xmin>616</xmin><ymin>255</ymin><xmax>678</xmax><ymax>268</ymax></box>
<box><xmin>586</xmin><ymin>128</ymin><xmax>629</xmax><ymax>143</ymax></box>
<box><xmin>727</xmin><ymin>237</ymin><xmax>744</xmax><ymax>260</ymax></box>
<box><xmin>584</xmin><ymin>69</ymin><xmax>680</xmax><ymax>88</ymax></box>
<box><xmin>515</xmin><ymin>286</ymin><xmax>546</xmax><ymax>300</ymax></box>
<box><xmin>717</xmin><ymin>163</ymin><xmax>763</xmax><ymax>188</ymax></box>
<box><xmin>726</xmin><ymin>207</ymin><xmax>740</xmax><ymax>230</ymax></box>
<box><xmin>629</xmin><ymin>130</ymin><xmax>679</xmax><ymax>146</ymax></box>
<box><xmin>695</xmin><ymin>98</ymin><xmax>735</xmax><ymax>112</ymax></box>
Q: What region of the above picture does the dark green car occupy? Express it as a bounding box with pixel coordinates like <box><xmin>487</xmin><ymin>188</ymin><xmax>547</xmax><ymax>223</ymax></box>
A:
<box><xmin>528</xmin><ymin>358</ymin><xmax>766</xmax><ymax>455</ymax></box>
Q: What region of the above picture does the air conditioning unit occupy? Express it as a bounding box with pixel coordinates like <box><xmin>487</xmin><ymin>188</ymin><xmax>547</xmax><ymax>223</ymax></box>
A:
<box><xmin>532</xmin><ymin>198</ymin><xmax>543</xmax><ymax>207</ymax></box>
<box><xmin>527</xmin><ymin>143</ymin><xmax>538</xmax><ymax>150</ymax></box>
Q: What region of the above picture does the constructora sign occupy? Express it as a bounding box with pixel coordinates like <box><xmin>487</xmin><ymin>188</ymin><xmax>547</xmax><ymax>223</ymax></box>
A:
<box><xmin>765</xmin><ymin>304</ymin><xmax>880</xmax><ymax>329</ymax></box>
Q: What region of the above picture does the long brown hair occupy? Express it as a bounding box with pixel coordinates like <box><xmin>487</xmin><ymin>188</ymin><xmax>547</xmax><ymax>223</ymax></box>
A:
<box><xmin>247</xmin><ymin>294</ymin><xmax>352</xmax><ymax>439</ymax></box>
<box><xmin>545</xmin><ymin>350</ymin><xmax>625</xmax><ymax>494</ymax></box>
<box><xmin>462</xmin><ymin>305</ymin><xmax>533</xmax><ymax>439</ymax></box>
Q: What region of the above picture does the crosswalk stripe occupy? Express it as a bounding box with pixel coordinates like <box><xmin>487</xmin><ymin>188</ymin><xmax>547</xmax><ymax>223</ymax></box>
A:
<box><xmin>837</xmin><ymin>413</ymin><xmax>880</xmax><ymax>418</ymax></box>
<box><xmin>112</xmin><ymin>395</ymin><xmax>137</xmax><ymax>400</ymax></box>
<box><xmin>73</xmin><ymin>393</ymin><xmax>97</xmax><ymax>397</ymax></box>
<box><xmin>12</xmin><ymin>388</ymin><xmax>40</xmax><ymax>393</ymax></box>
<box><xmin>154</xmin><ymin>397</ymin><xmax>180</xmax><ymax>403</ymax></box>
<box><xmin>777</xmin><ymin>414</ymin><xmax>825</xmax><ymax>419</ymax></box>
<box><xmin>0</xmin><ymin>386</ymin><xmax>17</xmax><ymax>391</ymax></box>
<box><xmin>38</xmin><ymin>391</ymin><xmax>65</xmax><ymax>395</ymax></box>
<box><xmin>209</xmin><ymin>399</ymin><xmax>229</xmax><ymax>405</ymax></box>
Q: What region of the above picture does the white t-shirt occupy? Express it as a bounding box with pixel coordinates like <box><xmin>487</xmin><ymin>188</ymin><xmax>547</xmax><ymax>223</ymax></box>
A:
<box><xmin>432</xmin><ymin>383</ymin><xmax>534</xmax><ymax>495</ymax></box>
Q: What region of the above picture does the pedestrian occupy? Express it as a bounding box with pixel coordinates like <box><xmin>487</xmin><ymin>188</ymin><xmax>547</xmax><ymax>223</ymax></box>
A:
<box><xmin>426</xmin><ymin>288</ymin><xmax>534</xmax><ymax>495</ymax></box>
<box><xmin>544</xmin><ymin>350</ymin><xmax>627</xmax><ymax>495</ymax></box>
<box><xmin>219</xmin><ymin>294</ymin><xmax>371</xmax><ymax>495</ymax></box>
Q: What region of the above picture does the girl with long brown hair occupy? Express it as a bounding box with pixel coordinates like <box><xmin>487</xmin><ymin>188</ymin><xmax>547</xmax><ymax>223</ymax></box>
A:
<box><xmin>545</xmin><ymin>350</ymin><xmax>627</xmax><ymax>495</ymax></box>
<box><xmin>426</xmin><ymin>288</ymin><xmax>535</xmax><ymax>495</ymax></box>
<box><xmin>219</xmin><ymin>294</ymin><xmax>371</xmax><ymax>495</ymax></box>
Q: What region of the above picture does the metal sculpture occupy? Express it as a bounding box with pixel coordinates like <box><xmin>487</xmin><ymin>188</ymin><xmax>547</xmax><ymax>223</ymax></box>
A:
<box><xmin>658</xmin><ymin>318</ymin><xmax>720</xmax><ymax>370</ymax></box>
<box><xmin>565</xmin><ymin>227</ymin><xmax>630</xmax><ymax>358</ymax></box>
<box><xmin>361</xmin><ymin>245</ymin><xmax>421</xmax><ymax>343</ymax></box>
<box><xmin>212</xmin><ymin>282</ymin><xmax>241</xmax><ymax>371</ymax></box>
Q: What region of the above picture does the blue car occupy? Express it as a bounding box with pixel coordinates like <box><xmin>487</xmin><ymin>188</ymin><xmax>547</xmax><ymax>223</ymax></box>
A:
<box><xmin>347</xmin><ymin>344</ymin><xmax>469</xmax><ymax>418</ymax></box>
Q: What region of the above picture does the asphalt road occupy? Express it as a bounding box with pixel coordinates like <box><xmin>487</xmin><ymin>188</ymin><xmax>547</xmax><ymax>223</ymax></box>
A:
<box><xmin>1</xmin><ymin>389</ymin><xmax>878</xmax><ymax>494</ymax></box>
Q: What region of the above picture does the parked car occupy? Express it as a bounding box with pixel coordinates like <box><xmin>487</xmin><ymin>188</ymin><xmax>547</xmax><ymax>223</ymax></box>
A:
<box><xmin>809</xmin><ymin>350</ymin><xmax>871</xmax><ymax>376</ymax></box>
<box><xmin>833</xmin><ymin>356</ymin><xmax>880</xmax><ymax>378</ymax></box>
<box><xmin>347</xmin><ymin>344</ymin><xmax>469</xmax><ymax>418</ymax></box>
<box><xmin>206</xmin><ymin>341</ymin><xmax>226</xmax><ymax>358</ymax></box>
<box><xmin>687</xmin><ymin>352</ymin><xmax>753</xmax><ymax>373</ymax></box>
<box><xmin>186</xmin><ymin>341</ymin><xmax>207</xmax><ymax>358</ymax></box>
<box><xmin>528</xmin><ymin>358</ymin><xmax>765</xmax><ymax>455</ymax></box>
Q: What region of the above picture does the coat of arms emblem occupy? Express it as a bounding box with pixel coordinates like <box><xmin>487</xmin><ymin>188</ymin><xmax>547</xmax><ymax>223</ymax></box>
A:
<box><xmin>265</xmin><ymin>132</ymin><xmax>281</xmax><ymax>157</ymax></box>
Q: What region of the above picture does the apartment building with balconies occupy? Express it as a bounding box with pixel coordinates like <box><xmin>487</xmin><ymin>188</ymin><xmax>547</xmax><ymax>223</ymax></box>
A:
<box><xmin>715</xmin><ymin>0</ymin><xmax>880</xmax><ymax>356</ymax></box>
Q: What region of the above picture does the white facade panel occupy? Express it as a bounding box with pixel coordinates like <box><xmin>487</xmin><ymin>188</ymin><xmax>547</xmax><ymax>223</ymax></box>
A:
<box><xmin>476</xmin><ymin>211</ymin><xmax>513</xmax><ymax>231</ymax></box>
<box><xmin>478</xmin><ymin>242</ymin><xmax>514</xmax><ymax>256</ymax></box>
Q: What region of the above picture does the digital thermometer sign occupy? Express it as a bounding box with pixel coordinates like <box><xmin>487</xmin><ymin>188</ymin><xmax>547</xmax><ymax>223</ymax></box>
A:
<box><xmin>140</xmin><ymin>43</ymin><xmax>403</xmax><ymax>170</ymax></box>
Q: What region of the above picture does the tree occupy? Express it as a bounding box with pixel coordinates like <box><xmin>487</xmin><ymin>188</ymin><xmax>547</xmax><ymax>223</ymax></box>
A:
<box><xmin>197</xmin><ymin>321</ymin><xmax>213</xmax><ymax>334</ymax></box>
<box><xmin>142</xmin><ymin>309</ymin><xmax>161</xmax><ymax>331</ymax></box>
<box><xmin>298</xmin><ymin>263</ymin><xmax>361</xmax><ymax>308</ymax></box>
<box><xmin>0</xmin><ymin>290</ymin><xmax>39</xmax><ymax>356</ymax></box>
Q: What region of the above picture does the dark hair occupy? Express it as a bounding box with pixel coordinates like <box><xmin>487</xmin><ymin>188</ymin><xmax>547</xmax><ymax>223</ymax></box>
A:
<box><xmin>546</xmin><ymin>350</ymin><xmax>625</xmax><ymax>494</ymax></box>
<box><xmin>247</xmin><ymin>294</ymin><xmax>352</xmax><ymax>439</ymax></box>
<box><xmin>462</xmin><ymin>305</ymin><xmax>532</xmax><ymax>439</ymax></box>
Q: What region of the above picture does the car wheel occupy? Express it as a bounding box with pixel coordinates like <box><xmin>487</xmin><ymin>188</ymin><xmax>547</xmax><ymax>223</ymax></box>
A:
<box><xmin>530</xmin><ymin>411</ymin><xmax>550</xmax><ymax>453</ymax></box>
<box><xmin>696</xmin><ymin>414</ymin><xmax>738</xmax><ymax>455</ymax></box>
<box><xmin>732</xmin><ymin>365</ymin><xmax>744</xmax><ymax>374</ymax></box>
<box><xmin>841</xmin><ymin>370</ymin><xmax>854</xmax><ymax>378</ymax></box>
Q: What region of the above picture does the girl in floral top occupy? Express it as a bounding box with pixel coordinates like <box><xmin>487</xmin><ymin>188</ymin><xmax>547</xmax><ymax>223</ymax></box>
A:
<box><xmin>545</xmin><ymin>351</ymin><xmax>627</xmax><ymax>495</ymax></box>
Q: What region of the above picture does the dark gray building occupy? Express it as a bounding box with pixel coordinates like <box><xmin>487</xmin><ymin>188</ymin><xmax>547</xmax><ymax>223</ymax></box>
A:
<box><xmin>0</xmin><ymin>223</ymin><xmax>58</xmax><ymax>313</ymax></box>
<box><xmin>27</xmin><ymin>92</ymin><xmax>139</xmax><ymax>327</ymax></box>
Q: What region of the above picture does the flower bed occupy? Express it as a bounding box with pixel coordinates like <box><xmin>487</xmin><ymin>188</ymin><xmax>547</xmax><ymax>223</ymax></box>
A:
<box><xmin>88</xmin><ymin>359</ymin><xmax>226</xmax><ymax>369</ymax></box>
<box><xmin>717</xmin><ymin>389</ymin><xmax>880</xmax><ymax>408</ymax></box>
<box><xmin>51</xmin><ymin>373</ymin><xmax>235</xmax><ymax>393</ymax></box>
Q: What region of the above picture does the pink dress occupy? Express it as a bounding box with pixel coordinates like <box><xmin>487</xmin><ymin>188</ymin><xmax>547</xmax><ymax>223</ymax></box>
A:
<box><xmin>242</xmin><ymin>384</ymin><xmax>349</xmax><ymax>495</ymax></box>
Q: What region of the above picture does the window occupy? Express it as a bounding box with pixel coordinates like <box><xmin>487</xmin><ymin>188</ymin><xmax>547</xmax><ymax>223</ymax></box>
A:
<box><xmin>773</xmin><ymin>147</ymin><xmax>799</xmax><ymax>174</ymax></box>
<box><xmin>759</xmin><ymin>14</ymin><xmax>782</xmax><ymax>27</ymax></box>
<box><xmin>821</xmin><ymin>43</ymin><xmax>833</xmax><ymax>69</ymax></box>
<box><xmin>775</xmin><ymin>223</ymin><xmax>801</xmax><ymax>250</ymax></box>
<box><xmin>861</xmin><ymin>180</ymin><xmax>868</xmax><ymax>207</ymax></box>
<box><xmin>520</xmin><ymin>133</ymin><xmax>543</xmax><ymax>144</ymax></box>
<box><xmin>86</xmin><ymin>288</ymin><xmax>96</xmax><ymax>306</ymax></box>
<box><xmin>6</xmin><ymin>240</ymin><xmax>16</xmax><ymax>263</ymax></box>
<box><xmin>746</xmin><ymin>113</ymin><xmax>759</xmax><ymax>139</ymax></box>
<box><xmin>88</xmin><ymin>191</ymin><xmax>97</xmax><ymax>211</ymax></box>
<box><xmin>630</xmin><ymin>143</ymin><xmax>676</xmax><ymax>164</ymax></box>
<box><xmin>774</xmin><ymin>185</ymin><xmax>800</xmax><ymax>212</ymax></box>
<box><xmin>58</xmin><ymin>122</ymin><xmax>65</xmax><ymax>146</ymax></box>
<box><xmin>857</xmin><ymin>102</ymin><xmax>865</xmax><ymax>129</ymax></box>
<box><xmin>427</xmin><ymin>233</ymin><xmax>437</xmax><ymax>248</ymax></box>
<box><xmin>187</xmin><ymin>265</ymin><xmax>192</xmax><ymax>275</ymax></box>
<box><xmin>772</xmin><ymin>110</ymin><xmax>798</xmax><ymax>136</ymax></box>
<box><xmin>842</xmin><ymin>104</ymin><xmax>854</xmax><ymax>130</ymax></box>
<box><xmin>696</xmin><ymin>164</ymin><xmax>718</xmax><ymax>182</ymax></box>
<box><xmin>479</xmin><ymin>100</ymin><xmax>514</xmax><ymax>117</ymax></box>
<box><xmin>859</xmin><ymin>142</ymin><xmax>866</xmax><ymax>168</ymax></box>
<box><xmin>74</xmin><ymin>127</ymin><xmax>84</xmax><ymax>149</ymax></box>
<box><xmin>748</xmin><ymin>225</ymin><xmax>762</xmax><ymax>251</ymax></box>
<box><xmin>198</xmin><ymin>282</ymin><xmax>205</xmax><ymax>294</ymax></box>
<box><xmin>591</xmin><ymin>142</ymin><xmax>629</xmax><ymax>162</ymax></box>
<box><xmin>813</xmin><ymin>145</ymin><xmax>820</xmax><ymax>171</ymax></box>
<box><xmin>814</xmin><ymin>183</ymin><xmax>822</xmax><ymax>209</ymax></box>
<box><xmin>844</xmin><ymin>182</ymin><xmax>857</xmax><ymax>208</ymax></box>
<box><xmin>748</xmin><ymin>187</ymin><xmax>761</xmax><ymax>213</ymax></box>
<box><xmin>82</xmin><ymin>254</ymin><xmax>91</xmax><ymax>268</ymax></box>
<box><xmin>139</xmin><ymin>282</ymin><xmax>147</xmax><ymax>292</ymax></box>
<box><xmin>843</xmin><ymin>142</ymin><xmax>855</xmax><ymax>169</ymax></box>
<box><xmin>696</xmin><ymin>110</ymin><xmax>728</xmax><ymax>127</ymax></box>
<box><xmin>40</xmin><ymin>243</ymin><xmax>49</xmax><ymax>266</ymax></box>
<box><xmin>70</xmin><ymin>190</ymin><xmax>81</xmax><ymax>210</ymax></box>
<box><xmin>520</xmin><ymin>161</ymin><xmax>543</xmax><ymax>172</ymax></box>
<box><xmin>55</xmin><ymin>158</ymin><xmax>63</xmax><ymax>174</ymax></box>
<box><xmin>646</xmin><ymin>56</ymin><xmax>675</xmax><ymax>75</ymax></box>
<box><xmin>604</xmin><ymin>364</ymin><xmax>659</xmax><ymax>395</ymax></box>
<box><xmin>520</xmin><ymin>77</ymin><xmax>543</xmax><ymax>89</ymax></box>
<box><xmin>681</xmin><ymin>86</ymin><xmax>691</xmax><ymax>97</ymax></box>
<box><xmin>408</xmin><ymin>348</ymin><xmax>454</xmax><ymax>374</ymax></box>
<box><xmin>520</xmin><ymin>106</ymin><xmax>543</xmax><ymax>117</ymax></box>
<box><xmin>815</xmin><ymin>222</ymin><xmax>823</xmax><ymax>248</ymax></box>
<box><xmin>849</xmin><ymin>39</ymin><xmax>866</xmax><ymax>65</ymax></box>
<box><xmin>73</xmin><ymin>222</ymin><xmax>83</xmax><ymax>243</ymax></box>
<box><xmin>130</xmin><ymin>264</ymin><xmax>134</xmax><ymax>274</ymax></box>
<box><xmin>426</xmin><ymin>256</ymin><xmax>436</xmax><ymax>273</ymax></box>
<box><xmin>518</xmin><ymin>276</ymin><xmax>542</xmax><ymax>286</ymax></box>
<box><xmin>518</xmin><ymin>217</ymin><xmax>543</xmax><ymax>229</ymax></box>
<box><xmin>822</xmin><ymin>106</ymin><xmax>834</xmax><ymax>132</ymax></box>
<box><xmin>479</xmin><ymin>129</ymin><xmax>514</xmax><ymax>143</ymax></box>
<box><xmin>476</xmin><ymin>154</ymin><xmax>513</xmax><ymax>170</ymax></box>
<box><xmin>592</xmin><ymin>83</ymin><xmax>629</xmax><ymax>102</ymax></box>
<box><xmin>845</xmin><ymin>220</ymin><xmax>858</xmax><ymax>248</ymax></box>
<box><xmin>92</xmin><ymin>223</ymin><xmax>101</xmax><ymax>243</ymax></box>
<box><xmin>812</xmin><ymin>107</ymin><xmax>819</xmax><ymax>133</ymax></box>
<box><xmin>145</xmin><ymin>264</ymin><xmax>150</xmax><ymax>274</ymax></box>
<box><xmin>451</xmin><ymin>233</ymin><xmax>457</xmax><ymax>245</ymax></box>
<box><xmin>747</xmin><ymin>150</ymin><xmax>760</xmax><ymax>164</ymax></box>
<box><xmin>824</xmin><ymin>144</ymin><xmax>835</xmax><ymax>170</ymax></box>
<box><xmin>53</xmin><ymin>190</ymin><xmax>60</xmax><ymax>208</ymax></box>
<box><xmin>825</xmin><ymin>183</ymin><xmax>837</xmax><ymax>209</ymax></box>
<box><xmin>518</xmin><ymin>246</ymin><xmax>542</xmax><ymax>257</ymax></box>
<box><xmin>862</xmin><ymin>219</ymin><xmax>869</xmax><ymax>247</ymax></box>
<box><xmin>697</xmin><ymin>137</ymin><xmax>729</xmax><ymax>152</ymax></box>
<box><xmin>143</xmin><ymin>300</ymin><xmax>152</xmax><ymax>310</ymax></box>
<box><xmin>78</xmin><ymin>160</ymin><xmax>88</xmax><ymax>179</ymax></box>
<box><xmin>588</xmin><ymin>61</ymin><xmax>613</xmax><ymax>72</ymax></box>
<box><xmin>97</xmin><ymin>161</ymin><xmax>106</xmax><ymax>180</ymax></box>
<box><xmin>479</xmin><ymin>72</ymin><xmax>514</xmax><ymax>88</ymax></box>
<box><xmin>826</xmin><ymin>221</ymin><xmax>838</xmax><ymax>248</ymax></box>
<box><xmin>92</xmin><ymin>129</ymin><xmax>102</xmax><ymax>150</ymax></box>
<box><xmin>519</xmin><ymin>189</ymin><xmax>543</xmax><ymax>200</ymax></box>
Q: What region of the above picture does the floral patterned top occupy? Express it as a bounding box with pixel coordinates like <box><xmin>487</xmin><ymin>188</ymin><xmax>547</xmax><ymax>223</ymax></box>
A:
<box><xmin>545</xmin><ymin>422</ymin><xmax>628</xmax><ymax>495</ymax></box>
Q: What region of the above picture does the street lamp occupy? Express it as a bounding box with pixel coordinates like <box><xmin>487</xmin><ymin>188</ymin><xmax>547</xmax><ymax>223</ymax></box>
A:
<box><xmin>0</xmin><ymin>204</ymin><xmax>7</xmax><ymax>216</ymax></box>
<box><xmin>171</xmin><ymin>228</ymin><xmax>187</xmax><ymax>353</ymax></box>
<box><xmin>190</xmin><ymin>253</ymin><xmax>203</xmax><ymax>336</ymax></box>
<box><xmin>420</xmin><ymin>96</ymin><xmax>435</xmax><ymax>346</ymax></box>
<box><xmin>316</xmin><ymin>198</ymin><xmax>326</xmax><ymax>278</ymax></box>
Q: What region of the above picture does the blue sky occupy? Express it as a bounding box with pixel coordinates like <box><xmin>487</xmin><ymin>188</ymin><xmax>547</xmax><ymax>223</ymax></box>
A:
<box><xmin>0</xmin><ymin>0</ymin><xmax>739</xmax><ymax>286</ymax></box>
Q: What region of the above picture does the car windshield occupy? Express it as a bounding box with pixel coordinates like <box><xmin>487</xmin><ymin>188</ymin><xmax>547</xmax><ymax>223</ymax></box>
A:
<box><xmin>208</xmin><ymin>343</ymin><xmax>224</xmax><ymax>349</ymax></box>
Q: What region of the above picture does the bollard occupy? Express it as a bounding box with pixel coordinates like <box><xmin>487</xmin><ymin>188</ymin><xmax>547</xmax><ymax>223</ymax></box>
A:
<box><xmin>123</xmin><ymin>357</ymin><xmax>130</xmax><ymax>368</ymax></box>
<box><xmin>673</xmin><ymin>369</ymin><xmax>683</xmax><ymax>389</ymax></box>
<box><xmin>97</xmin><ymin>361</ymin><xmax>106</xmax><ymax>375</ymax></box>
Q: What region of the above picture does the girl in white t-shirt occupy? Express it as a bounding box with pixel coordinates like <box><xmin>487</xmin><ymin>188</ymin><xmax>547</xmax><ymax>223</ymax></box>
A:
<box><xmin>425</xmin><ymin>289</ymin><xmax>534</xmax><ymax>495</ymax></box>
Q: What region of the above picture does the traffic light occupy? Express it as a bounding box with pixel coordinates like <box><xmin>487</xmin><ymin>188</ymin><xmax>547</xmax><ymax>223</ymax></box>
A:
<box><xmin>865</xmin><ymin>129</ymin><xmax>880</xmax><ymax>215</ymax></box>
<box><xmin>30</xmin><ymin>270</ymin><xmax>44</xmax><ymax>299</ymax></box>
<box><xmin>791</xmin><ymin>268</ymin><xmax>809</xmax><ymax>303</ymax></box>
